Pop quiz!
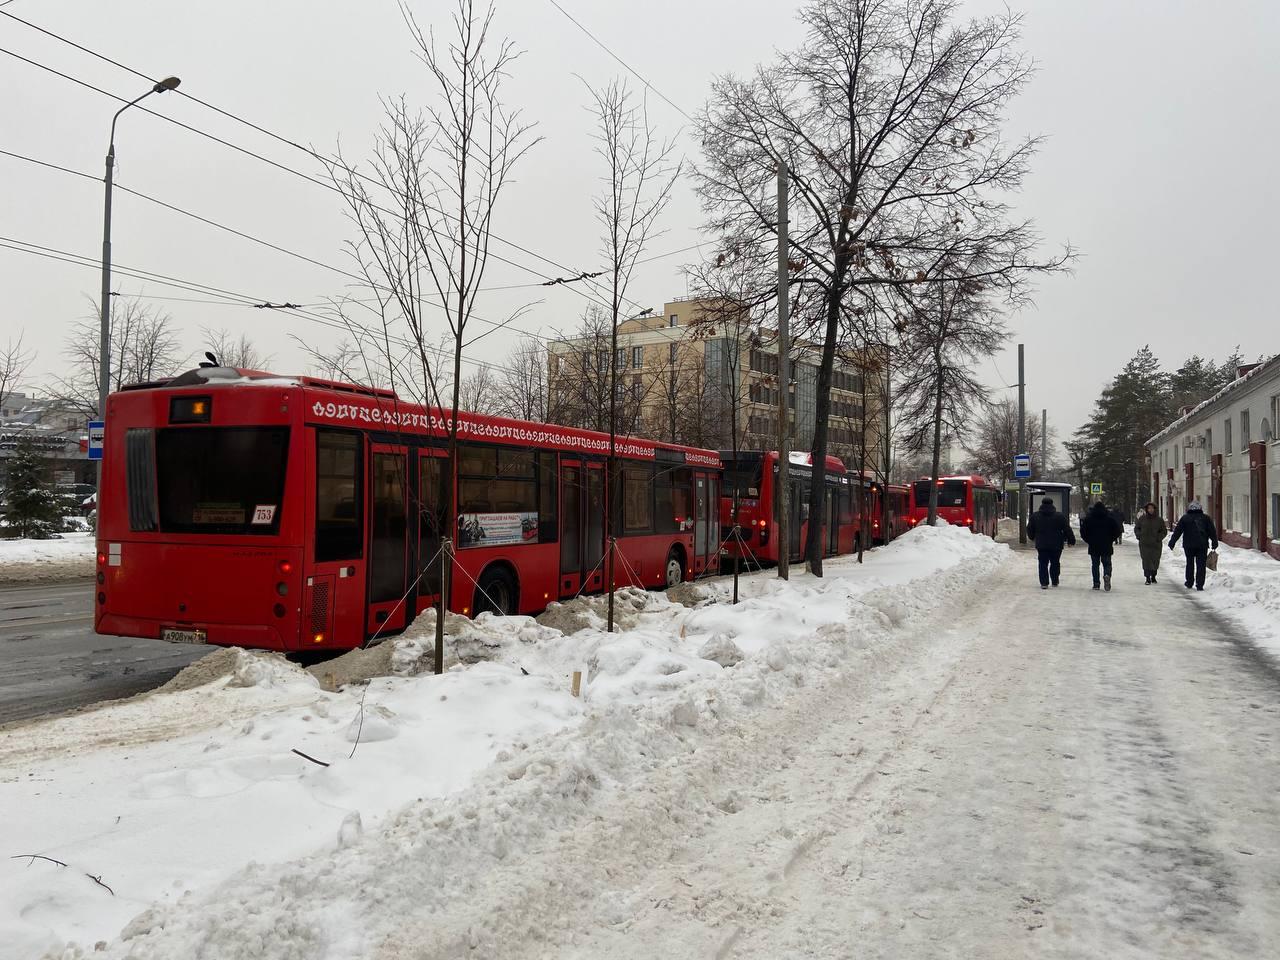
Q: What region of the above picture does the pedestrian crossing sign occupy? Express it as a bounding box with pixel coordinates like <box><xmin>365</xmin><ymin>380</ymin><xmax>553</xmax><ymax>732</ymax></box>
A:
<box><xmin>1090</xmin><ymin>482</ymin><xmax>1103</xmax><ymax>496</ymax></box>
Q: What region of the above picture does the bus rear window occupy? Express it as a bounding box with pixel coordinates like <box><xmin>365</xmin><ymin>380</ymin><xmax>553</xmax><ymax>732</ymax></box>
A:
<box><xmin>912</xmin><ymin>479</ymin><xmax>967</xmax><ymax>508</ymax></box>
<box><xmin>155</xmin><ymin>427</ymin><xmax>290</xmax><ymax>534</ymax></box>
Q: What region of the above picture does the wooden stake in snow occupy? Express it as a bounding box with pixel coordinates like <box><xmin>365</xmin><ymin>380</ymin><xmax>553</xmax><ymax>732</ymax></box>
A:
<box><xmin>571</xmin><ymin>671</ymin><xmax>582</xmax><ymax>698</ymax></box>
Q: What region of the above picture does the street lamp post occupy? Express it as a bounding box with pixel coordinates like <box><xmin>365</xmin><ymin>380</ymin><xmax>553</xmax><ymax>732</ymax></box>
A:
<box><xmin>98</xmin><ymin>76</ymin><xmax>180</xmax><ymax>486</ymax></box>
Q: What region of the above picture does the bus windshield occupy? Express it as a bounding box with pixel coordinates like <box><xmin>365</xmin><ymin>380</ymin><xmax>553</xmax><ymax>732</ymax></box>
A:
<box><xmin>723</xmin><ymin>463</ymin><xmax>762</xmax><ymax>498</ymax></box>
<box><xmin>155</xmin><ymin>427</ymin><xmax>290</xmax><ymax>534</ymax></box>
<box><xmin>912</xmin><ymin>479</ymin><xmax>967</xmax><ymax>508</ymax></box>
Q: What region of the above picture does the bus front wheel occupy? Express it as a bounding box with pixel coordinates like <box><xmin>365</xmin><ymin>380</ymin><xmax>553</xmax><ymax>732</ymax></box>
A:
<box><xmin>664</xmin><ymin>550</ymin><xmax>685</xmax><ymax>588</ymax></box>
<box><xmin>475</xmin><ymin>566</ymin><xmax>518</xmax><ymax>617</ymax></box>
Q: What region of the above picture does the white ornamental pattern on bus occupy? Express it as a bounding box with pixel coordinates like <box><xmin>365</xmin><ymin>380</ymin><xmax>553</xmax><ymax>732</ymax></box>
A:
<box><xmin>308</xmin><ymin>400</ymin><xmax>711</xmax><ymax>463</ymax></box>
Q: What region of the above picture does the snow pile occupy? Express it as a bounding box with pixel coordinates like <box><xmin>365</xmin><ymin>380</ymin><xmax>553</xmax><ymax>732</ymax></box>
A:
<box><xmin>1</xmin><ymin>524</ymin><xmax>1008</xmax><ymax>959</ymax></box>
<box><xmin>1194</xmin><ymin>544</ymin><xmax>1280</xmax><ymax>664</ymax></box>
<box><xmin>0</xmin><ymin>532</ymin><xmax>94</xmax><ymax>583</ymax></box>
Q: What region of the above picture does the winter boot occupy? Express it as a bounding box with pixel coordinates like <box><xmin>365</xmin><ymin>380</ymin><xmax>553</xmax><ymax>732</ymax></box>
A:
<box><xmin>1104</xmin><ymin>575</ymin><xmax>1112</xmax><ymax>592</ymax></box>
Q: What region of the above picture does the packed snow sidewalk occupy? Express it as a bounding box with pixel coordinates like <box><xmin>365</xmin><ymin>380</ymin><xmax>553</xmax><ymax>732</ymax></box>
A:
<box><xmin>0</xmin><ymin>524</ymin><xmax>1006</xmax><ymax>959</ymax></box>
<box><xmin>1186</xmin><ymin>541</ymin><xmax>1280</xmax><ymax>665</ymax></box>
<box><xmin>0</xmin><ymin>532</ymin><xmax>94</xmax><ymax>583</ymax></box>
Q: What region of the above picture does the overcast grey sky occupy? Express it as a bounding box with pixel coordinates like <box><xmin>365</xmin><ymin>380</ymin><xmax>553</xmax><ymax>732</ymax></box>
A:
<box><xmin>3</xmin><ymin>0</ymin><xmax>1278</xmax><ymax>443</ymax></box>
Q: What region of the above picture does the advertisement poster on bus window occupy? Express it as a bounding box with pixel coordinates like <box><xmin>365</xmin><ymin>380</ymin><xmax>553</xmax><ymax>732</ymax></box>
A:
<box><xmin>458</xmin><ymin>512</ymin><xmax>539</xmax><ymax>548</ymax></box>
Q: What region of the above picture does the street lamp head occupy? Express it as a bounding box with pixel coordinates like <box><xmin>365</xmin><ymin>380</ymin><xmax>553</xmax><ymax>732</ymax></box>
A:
<box><xmin>153</xmin><ymin>76</ymin><xmax>181</xmax><ymax>93</ymax></box>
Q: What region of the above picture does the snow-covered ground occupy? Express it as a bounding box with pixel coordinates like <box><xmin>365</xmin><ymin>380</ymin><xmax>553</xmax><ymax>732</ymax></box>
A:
<box><xmin>0</xmin><ymin>532</ymin><xmax>94</xmax><ymax>583</ymax></box>
<box><xmin>1191</xmin><ymin>541</ymin><xmax>1280</xmax><ymax>665</ymax></box>
<box><xmin>0</xmin><ymin>524</ymin><xmax>1007</xmax><ymax>959</ymax></box>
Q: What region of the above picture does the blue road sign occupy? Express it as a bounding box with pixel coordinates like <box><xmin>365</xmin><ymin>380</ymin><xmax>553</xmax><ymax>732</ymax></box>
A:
<box><xmin>1013</xmin><ymin>453</ymin><xmax>1031</xmax><ymax>479</ymax></box>
<box><xmin>87</xmin><ymin>421</ymin><xmax>105</xmax><ymax>461</ymax></box>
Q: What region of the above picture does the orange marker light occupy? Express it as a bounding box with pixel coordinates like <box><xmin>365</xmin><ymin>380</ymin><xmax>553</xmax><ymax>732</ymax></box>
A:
<box><xmin>191</xmin><ymin>400</ymin><xmax>207</xmax><ymax>415</ymax></box>
<box><xmin>312</xmin><ymin>633</ymin><xmax>325</xmax><ymax>644</ymax></box>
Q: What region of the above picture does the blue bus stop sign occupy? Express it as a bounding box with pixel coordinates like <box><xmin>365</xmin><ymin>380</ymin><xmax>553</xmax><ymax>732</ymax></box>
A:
<box><xmin>1013</xmin><ymin>454</ymin><xmax>1031</xmax><ymax>479</ymax></box>
<box><xmin>88</xmin><ymin>421</ymin><xmax>105</xmax><ymax>460</ymax></box>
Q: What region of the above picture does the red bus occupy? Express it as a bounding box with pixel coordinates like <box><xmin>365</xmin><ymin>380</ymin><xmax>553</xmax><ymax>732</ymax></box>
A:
<box><xmin>94</xmin><ymin>367</ymin><xmax>722</xmax><ymax>652</ymax></box>
<box><xmin>877</xmin><ymin>483</ymin><xmax>912</xmax><ymax>543</ymax></box>
<box><xmin>719</xmin><ymin>451</ymin><xmax>854</xmax><ymax>566</ymax></box>
<box><xmin>908</xmin><ymin>474</ymin><xmax>999</xmax><ymax>538</ymax></box>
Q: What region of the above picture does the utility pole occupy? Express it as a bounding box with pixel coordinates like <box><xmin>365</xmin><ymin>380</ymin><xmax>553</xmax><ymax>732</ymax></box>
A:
<box><xmin>1017</xmin><ymin>343</ymin><xmax>1026</xmax><ymax>544</ymax></box>
<box><xmin>1042</xmin><ymin>408</ymin><xmax>1047</xmax><ymax>478</ymax></box>
<box><xmin>776</xmin><ymin>160</ymin><xmax>791</xmax><ymax>580</ymax></box>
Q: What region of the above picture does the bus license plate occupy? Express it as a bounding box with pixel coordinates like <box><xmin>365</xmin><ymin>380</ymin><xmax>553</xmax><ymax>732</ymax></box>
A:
<box><xmin>162</xmin><ymin>628</ymin><xmax>207</xmax><ymax>645</ymax></box>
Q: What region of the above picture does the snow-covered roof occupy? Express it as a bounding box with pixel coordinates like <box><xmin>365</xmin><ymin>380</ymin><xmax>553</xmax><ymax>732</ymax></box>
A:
<box><xmin>1145</xmin><ymin>354</ymin><xmax>1280</xmax><ymax>448</ymax></box>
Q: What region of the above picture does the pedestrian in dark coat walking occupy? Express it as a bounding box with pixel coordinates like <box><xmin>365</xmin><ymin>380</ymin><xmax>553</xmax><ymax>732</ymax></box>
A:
<box><xmin>1134</xmin><ymin>502</ymin><xmax>1168</xmax><ymax>584</ymax></box>
<box><xmin>1026</xmin><ymin>497</ymin><xmax>1076</xmax><ymax>589</ymax></box>
<box><xmin>1080</xmin><ymin>500</ymin><xmax>1122</xmax><ymax>591</ymax></box>
<box><xmin>1169</xmin><ymin>500</ymin><xmax>1218</xmax><ymax>590</ymax></box>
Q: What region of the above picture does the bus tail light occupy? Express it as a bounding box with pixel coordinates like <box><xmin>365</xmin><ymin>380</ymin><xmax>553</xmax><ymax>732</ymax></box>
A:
<box><xmin>278</xmin><ymin>560</ymin><xmax>292</xmax><ymax>574</ymax></box>
<box><xmin>97</xmin><ymin>553</ymin><xmax>106</xmax><ymax>566</ymax></box>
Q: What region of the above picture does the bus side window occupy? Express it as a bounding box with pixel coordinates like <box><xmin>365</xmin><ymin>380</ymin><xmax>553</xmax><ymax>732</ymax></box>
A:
<box><xmin>316</xmin><ymin>430</ymin><xmax>363</xmax><ymax>561</ymax></box>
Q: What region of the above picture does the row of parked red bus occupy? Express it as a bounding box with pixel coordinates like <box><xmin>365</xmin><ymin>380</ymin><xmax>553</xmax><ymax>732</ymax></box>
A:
<box><xmin>94</xmin><ymin>367</ymin><xmax>999</xmax><ymax>653</ymax></box>
<box><xmin>716</xmin><ymin>451</ymin><xmax>1000</xmax><ymax>566</ymax></box>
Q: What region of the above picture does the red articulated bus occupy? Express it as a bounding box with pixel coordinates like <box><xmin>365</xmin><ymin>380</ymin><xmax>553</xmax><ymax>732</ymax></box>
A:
<box><xmin>94</xmin><ymin>367</ymin><xmax>722</xmax><ymax>652</ymax></box>
<box><xmin>718</xmin><ymin>450</ymin><xmax>854</xmax><ymax>566</ymax></box>
<box><xmin>908</xmin><ymin>474</ymin><xmax>999</xmax><ymax>538</ymax></box>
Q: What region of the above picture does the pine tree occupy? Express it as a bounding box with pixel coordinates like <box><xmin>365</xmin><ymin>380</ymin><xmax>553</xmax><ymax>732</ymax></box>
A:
<box><xmin>1</xmin><ymin>435</ymin><xmax>66</xmax><ymax>540</ymax></box>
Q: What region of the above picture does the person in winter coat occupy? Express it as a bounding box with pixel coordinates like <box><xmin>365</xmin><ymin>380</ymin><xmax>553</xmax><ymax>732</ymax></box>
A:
<box><xmin>1026</xmin><ymin>497</ymin><xmax>1076</xmax><ymax>589</ymax></box>
<box><xmin>1134</xmin><ymin>502</ymin><xmax>1168</xmax><ymax>584</ymax></box>
<box><xmin>1169</xmin><ymin>500</ymin><xmax>1218</xmax><ymax>590</ymax></box>
<box><xmin>1080</xmin><ymin>500</ymin><xmax>1122</xmax><ymax>591</ymax></box>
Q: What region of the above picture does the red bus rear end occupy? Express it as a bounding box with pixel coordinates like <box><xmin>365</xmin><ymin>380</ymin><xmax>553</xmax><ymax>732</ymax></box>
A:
<box><xmin>908</xmin><ymin>475</ymin><xmax>999</xmax><ymax>538</ymax></box>
<box><xmin>95</xmin><ymin>368</ymin><xmax>722</xmax><ymax>652</ymax></box>
<box><xmin>719</xmin><ymin>451</ymin><xmax>851</xmax><ymax>566</ymax></box>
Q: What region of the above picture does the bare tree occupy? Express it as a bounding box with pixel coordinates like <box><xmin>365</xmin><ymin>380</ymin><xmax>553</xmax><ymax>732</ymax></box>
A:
<box><xmin>457</xmin><ymin>364</ymin><xmax>499</xmax><ymax>414</ymax></box>
<box><xmin>549</xmin><ymin>304</ymin><xmax>647</xmax><ymax>434</ymax></box>
<box><xmin>895</xmin><ymin>274</ymin><xmax>1007</xmax><ymax>525</ymax></box>
<box><xmin>53</xmin><ymin>296</ymin><xmax>185</xmax><ymax>416</ymax></box>
<box><xmin>201</xmin><ymin>327</ymin><xmax>274</xmax><ymax>370</ymax></box>
<box><xmin>492</xmin><ymin>336</ymin><xmax>549</xmax><ymax>422</ymax></box>
<box><xmin>586</xmin><ymin>78</ymin><xmax>680</xmax><ymax>630</ymax></box>
<box><xmin>329</xmin><ymin>0</ymin><xmax>537</xmax><ymax>671</ymax></box>
<box><xmin>964</xmin><ymin>399</ymin><xmax>1054</xmax><ymax>510</ymax></box>
<box><xmin>0</xmin><ymin>333</ymin><xmax>34</xmax><ymax>418</ymax></box>
<box><xmin>696</xmin><ymin>0</ymin><xmax>1068</xmax><ymax>574</ymax></box>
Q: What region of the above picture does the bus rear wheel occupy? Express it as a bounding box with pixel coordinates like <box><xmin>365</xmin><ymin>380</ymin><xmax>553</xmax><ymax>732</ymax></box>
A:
<box><xmin>664</xmin><ymin>550</ymin><xmax>685</xmax><ymax>588</ymax></box>
<box><xmin>475</xmin><ymin>566</ymin><xmax>517</xmax><ymax>617</ymax></box>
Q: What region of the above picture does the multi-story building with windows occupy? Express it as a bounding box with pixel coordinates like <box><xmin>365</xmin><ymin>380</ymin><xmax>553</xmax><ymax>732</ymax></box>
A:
<box><xmin>547</xmin><ymin>297</ymin><xmax>884</xmax><ymax>471</ymax></box>
<box><xmin>1146</xmin><ymin>356</ymin><xmax>1280</xmax><ymax>559</ymax></box>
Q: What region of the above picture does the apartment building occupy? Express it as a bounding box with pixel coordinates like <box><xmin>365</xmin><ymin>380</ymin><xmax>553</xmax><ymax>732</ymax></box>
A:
<box><xmin>546</xmin><ymin>297</ymin><xmax>884</xmax><ymax>470</ymax></box>
<box><xmin>1146</xmin><ymin>356</ymin><xmax>1280</xmax><ymax>559</ymax></box>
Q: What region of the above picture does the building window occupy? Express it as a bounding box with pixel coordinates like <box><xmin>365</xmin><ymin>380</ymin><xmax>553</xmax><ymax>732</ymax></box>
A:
<box><xmin>669</xmin><ymin>314</ymin><xmax>678</xmax><ymax>327</ymax></box>
<box><xmin>1273</xmin><ymin>494</ymin><xmax>1279</xmax><ymax>540</ymax></box>
<box><xmin>1174</xmin><ymin>445</ymin><xmax>1179</xmax><ymax>469</ymax></box>
<box><xmin>1225</xmin><ymin>417</ymin><xmax>1233</xmax><ymax>456</ymax></box>
<box><xmin>1241</xmin><ymin>495</ymin><xmax>1250</xmax><ymax>534</ymax></box>
<box><xmin>669</xmin><ymin>343</ymin><xmax>677</xmax><ymax>363</ymax></box>
<box><xmin>632</xmin><ymin>346</ymin><xmax>643</xmax><ymax>368</ymax></box>
<box><xmin>1241</xmin><ymin>410</ymin><xmax>1251</xmax><ymax>451</ymax></box>
<box><xmin>1225</xmin><ymin>495</ymin><xmax>1234</xmax><ymax>530</ymax></box>
<box><xmin>1271</xmin><ymin>394</ymin><xmax>1280</xmax><ymax>439</ymax></box>
<box><xmin>1205</xmin><ymin>428</ymin><xmax>1212</xmax><ymax>456</ymax></box>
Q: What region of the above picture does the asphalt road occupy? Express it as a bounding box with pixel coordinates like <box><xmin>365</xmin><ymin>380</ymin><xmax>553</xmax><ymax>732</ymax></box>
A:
<box><xmin>0</xmin><ymin>579</ymin><xmax>206</xmax><ymax>726</ymax></box>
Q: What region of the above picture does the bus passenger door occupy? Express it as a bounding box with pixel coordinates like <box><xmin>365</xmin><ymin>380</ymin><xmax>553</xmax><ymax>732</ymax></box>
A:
<box><xmin>559</xmin><ymin>460</ymin><xmax>606</xmax><ymax>598</ymax></box>
<box><xmin>416</xmin><ymin>449</ymin><xmax>448</xmax><ymax>618</ymax></box>
<box><xmin>367</xmin><ymin>444</ymin><xmax>409</xmax><ymax>637</ymax></box>
<box><xmin>693</xmin><ymin>473</ymin><xmax>709</xmax><ymax>575</ymax></box>
<box><xmin>558</xmin><ymin>460</ymin><xmax>583</xmax><ymax>597</ymax></box>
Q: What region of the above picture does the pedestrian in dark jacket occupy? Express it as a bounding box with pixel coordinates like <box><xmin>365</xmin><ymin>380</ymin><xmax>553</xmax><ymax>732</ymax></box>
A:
<box><xmin>1026</xmin><ymin>497</ymin><xmax>1076</xmax><ymax>589</ymax></box>
<box><xmin>1080</xmin><ymin>500</ymin><xmax>1122</xmax><ymax>591</ymax></box>
<box><xmin>1169</xmin><ymin>500</ymin><xmax>1218</xmax><ymax>590</ymax></box>
<box><xmin>1134</xmin><ymin>502</ymin><xmax>1167</xmax><ymax>584</ymax></box>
